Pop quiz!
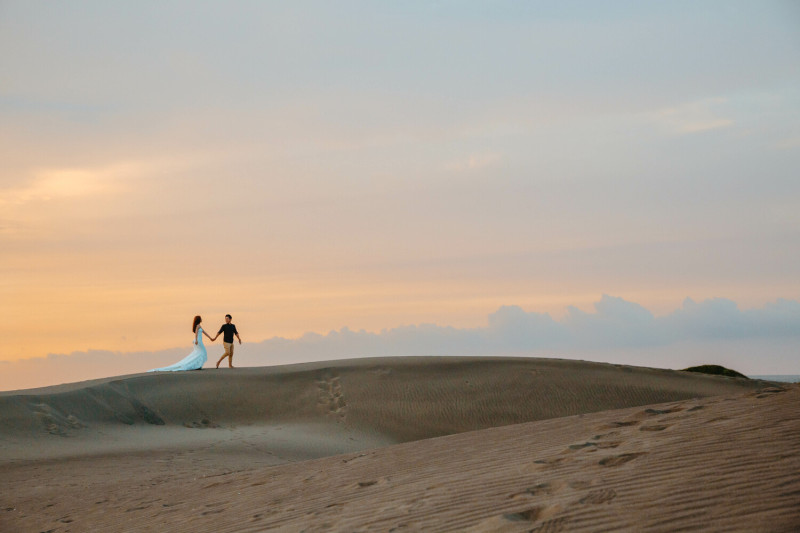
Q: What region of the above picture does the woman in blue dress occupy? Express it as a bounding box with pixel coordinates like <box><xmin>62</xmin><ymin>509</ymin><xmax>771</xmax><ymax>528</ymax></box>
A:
<box><xmin>149</xmin><ymin>315</ymin><xmax>213</xmax><ymax>372</ymax></box>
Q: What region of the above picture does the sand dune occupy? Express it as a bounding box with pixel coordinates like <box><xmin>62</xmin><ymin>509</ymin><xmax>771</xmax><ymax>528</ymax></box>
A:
<box><xmin>1</xmin><ymin>356</ymin><xmax>794</xmax><ymax>532</ymax></box>
<box><xmin>0</xmin><ymin>357</ymin><xmax>766</xmax><ymax>460</ymax></box>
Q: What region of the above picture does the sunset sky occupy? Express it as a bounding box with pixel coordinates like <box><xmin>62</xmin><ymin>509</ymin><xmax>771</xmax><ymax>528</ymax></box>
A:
<box><xmin>2</xmin><ymin>1</ymin><xmax>799</xmax><ymax>389</ymax></box>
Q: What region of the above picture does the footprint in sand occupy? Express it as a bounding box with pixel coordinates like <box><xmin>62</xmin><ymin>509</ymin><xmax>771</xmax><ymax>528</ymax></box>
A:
<box><xmin>643</xmin><ymin>406</ymin><xmax>683</xmax><ymax>416</ymax></box>
<box><xmin>525</xmin><ymin>457</ymin><xmax>566</xmax><ymax>472</ymax></box>
<box><xmin>578</xmin><ymin>488</ymin><xmax>617</xmax><ymax>504</ymax></box>
<box><xmin>489</xmin><ymin>503</ymin><xmax>567</xmax><ymax>533</ymax></box>
<box><xmin>505</xmin><ymin>502</ymin><xmax>564</xmax><ymax>520</ymax></box>
<box><xmin>342</xmin><ymin>452</ymin><xmax>370</xmax><ymax>464</ymax></box>
<box><xmin>598</xmin><ymin>452</ymin><xmax>647</xmax><ymax>467</ymax></box>
<box><xmin>595</xmin><ymin>440</ymin><xmax>622</xmax><ymax>449</ymax></box>
<box><xmin>184</xmin><ymin>418</ymin><xmax>219</xmax><ymax>429</ymax></box>
<box><xmin>508</xmin><ymin>481</ymin><xmax>562</xmax><ymax>500</ymax></box>
<box><xmin>754</xmin><ymin>387</ymin><xmax>787</xmax><ymax>399</ymax></box>
<box><xmin>599</xmin><ymin>405</ymin><xmax>684</xmax><ymax>431</ymax></box>
<box><xmin>316</xmin><ymin>372</ymin><xmax>347</xmax><ymax>422</ymax></box>
<box><xmin>596</xmin><ymin>419</ymin><xmax>640</xmax><ymax>431</ymax></box>
<box><xmin>639</xmin><ymin>424</ymin><xmax>670</xmax><ymax>432</ymax></box>
<box><xmin>504</xmin><ymin>506</ymin><xmax>544</xmax><ymax>522</ymax></box>
<box><xmin>125</xmin><ymin>505</ymin><xmax>150</xmax><ymax>512</ymax></box>
<box><xmin>528</xmin><ymin>516</ymin><xmax>570</xmax><ymax>533</ymax></box>
<box><xmin>201</xmin><ymin>503</ymin><xmax>226</xmax><ymax>515</ymax></box>
<box><xmin>567</xmin><ymin>480</ymin><xmax>592</xmax><ymax>490</ymax></box>
<box><xmin>30</xmin><ymin>403</ymin><xmax>85</xmax><ymax>435</ymax></box>
<box><xmin>250</xmin><ymin>509</ymin><xmax>280</xmax><ymax>522</ymax></box>
<box><xmin>608</xmin><ymin>420</ymin><xmax>639</xmax><ymax>428</ymax></box>
<box><xmin>568</xmin><ymin>442</ymin><xmax>598</xmax><ymax>451</ymax></box>
<box><xmin>355</xmin><ymin>477</ymin><xmax>389</xmax><ymax>489</ymax></box>
<box><xmin>567</xmin><ymin>435</ymin><xmax>621</xmax><ymax>454</ymax></box>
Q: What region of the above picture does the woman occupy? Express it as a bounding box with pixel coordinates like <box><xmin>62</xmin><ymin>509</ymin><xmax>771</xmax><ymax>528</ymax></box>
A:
<box><xmin>149</xmin><ymin>315</ymin><xmax>213</xmax><ymax>372</ymax></box>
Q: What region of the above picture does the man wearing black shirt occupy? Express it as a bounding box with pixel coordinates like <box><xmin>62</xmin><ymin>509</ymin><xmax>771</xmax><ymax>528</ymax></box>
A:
<box><xmin>213</xmin><ymin>314</ymin><xmax>242</xmax><ymax>368</ymax></box>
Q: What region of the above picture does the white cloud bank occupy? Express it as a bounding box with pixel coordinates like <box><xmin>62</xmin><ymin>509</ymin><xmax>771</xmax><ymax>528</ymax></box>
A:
<box><xmin>2</xmin><ymin>295</ymin><xmax>799</xmax><ymax>391</ymax></box>
<box><xmin>249</xmin><ymin>296</ymin><xmax>800</xmax><ymax>361</ymax></box>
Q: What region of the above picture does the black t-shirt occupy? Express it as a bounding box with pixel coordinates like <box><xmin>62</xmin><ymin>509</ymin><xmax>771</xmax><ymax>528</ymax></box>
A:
<box><xmin>218</xmin><ymin>323</ymin><xmax>238</xmax><ymax>343</ymax></box>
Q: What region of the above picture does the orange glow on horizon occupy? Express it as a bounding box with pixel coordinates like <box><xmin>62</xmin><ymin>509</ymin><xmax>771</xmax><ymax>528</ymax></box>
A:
<box><xmin>3</xmin><ymin>263</ymin><xmax>794</xmax><ymax>364</ymax></box>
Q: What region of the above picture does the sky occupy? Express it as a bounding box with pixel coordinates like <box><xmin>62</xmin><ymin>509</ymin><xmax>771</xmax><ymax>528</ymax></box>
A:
<box><xmin>1</xmin><ymin>1</ymin><xmax>799</xmax><ymax>390</ymax></box>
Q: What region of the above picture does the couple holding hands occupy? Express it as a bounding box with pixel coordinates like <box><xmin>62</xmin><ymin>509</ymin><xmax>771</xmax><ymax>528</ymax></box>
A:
<box><xmin>149</xmin><ymin>314</ymin><xmax>242</xmax><ymax>372</ymax></box>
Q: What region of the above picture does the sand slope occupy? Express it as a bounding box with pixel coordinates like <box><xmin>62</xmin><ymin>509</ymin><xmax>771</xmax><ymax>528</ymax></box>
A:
<box><xmin>1</xmin><ymin>357</ymin><xmax>793</xmax><ymax>532</ymax></box>
<box><xmin>0</xmin><ymin>357</ymin><xmax>767</xmax><ymax>461</ymax></box>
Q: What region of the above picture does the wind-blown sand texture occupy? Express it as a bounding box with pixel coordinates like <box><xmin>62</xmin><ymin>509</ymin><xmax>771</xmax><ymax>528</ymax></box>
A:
<box><xmin>0</xmin><ymin>357</ymin><xmax>796</xmax><ymax>532</ymax></box>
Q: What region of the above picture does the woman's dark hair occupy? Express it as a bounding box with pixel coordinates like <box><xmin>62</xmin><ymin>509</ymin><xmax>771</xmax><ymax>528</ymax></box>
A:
<box><xmin>193</xmin><ymin>315</ymin><xmax>202</xmax><ymax>333</ymax></box>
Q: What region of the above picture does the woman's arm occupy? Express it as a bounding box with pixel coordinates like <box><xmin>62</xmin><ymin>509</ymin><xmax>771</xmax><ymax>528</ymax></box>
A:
<box><xmin>203</xmin><ymin>329</ymin><xmax>215</xmax><ymax>341</ymax></box>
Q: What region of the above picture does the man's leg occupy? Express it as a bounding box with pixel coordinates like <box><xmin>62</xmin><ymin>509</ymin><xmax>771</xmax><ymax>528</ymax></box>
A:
<box><xmin>226</xmin><ymin>342</ymin><xmax>235</xmax><ymax>368</ymax></box>
<box><xmin>216</xmin><ymin>343</ymin><xmax>233</xmax><ymax>369</ymax></box>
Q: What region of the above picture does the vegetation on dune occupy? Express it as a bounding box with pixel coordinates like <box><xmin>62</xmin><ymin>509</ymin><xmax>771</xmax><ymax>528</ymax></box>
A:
<box><xmin>682</xmin><ymin>365</ymin><xmax>748</xmax><ymax>379</ymax></box>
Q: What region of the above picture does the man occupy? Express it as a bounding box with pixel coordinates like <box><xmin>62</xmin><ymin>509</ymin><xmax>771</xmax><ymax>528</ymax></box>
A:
<box><xmin>213</xmin><ymin>314</ymin><xmax>242</xmax><ymax>368</ymax></box>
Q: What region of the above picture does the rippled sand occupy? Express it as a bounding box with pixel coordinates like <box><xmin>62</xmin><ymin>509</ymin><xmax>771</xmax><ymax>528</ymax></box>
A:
<box><xmin>1</xmin><ymin>357</ymin><xmax>795</xmax><ymax>532</ymax></box>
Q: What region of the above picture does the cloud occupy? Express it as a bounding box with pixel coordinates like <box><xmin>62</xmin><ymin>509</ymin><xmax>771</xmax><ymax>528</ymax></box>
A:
<box><xmin>3</xmin><ymin>295</ymin><xmax>798</xmax><ymax>391</ymax></box>
<box><xmin>664</xmin><ymin>297</ymin><xmax>800</xmax><ymax>339</ymax></box>
<box><xmin>563</xmin><ymin>295</ymin><xmax>657</xmax><ymax>348</ymax></box>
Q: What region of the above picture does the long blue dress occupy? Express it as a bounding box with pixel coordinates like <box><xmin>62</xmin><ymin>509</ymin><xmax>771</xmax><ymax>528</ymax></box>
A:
<box><xmin>149</xmin><ymin>327</ymin><xmax>207</xmax><ymax>371</ymax></box>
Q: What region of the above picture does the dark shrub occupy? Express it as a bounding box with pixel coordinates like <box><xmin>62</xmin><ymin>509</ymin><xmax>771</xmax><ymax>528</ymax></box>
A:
<box><xmin>682</xmin><ymin>365</ymin><xmax>748</xmax><ymax>379</ymax></box>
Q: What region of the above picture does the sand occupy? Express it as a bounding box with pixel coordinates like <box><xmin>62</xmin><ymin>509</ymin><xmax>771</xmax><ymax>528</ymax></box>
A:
<box><xmin>0</xmin><ymin>356</ymin><xmax>796</xmax><ymax>532</ymax></box>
